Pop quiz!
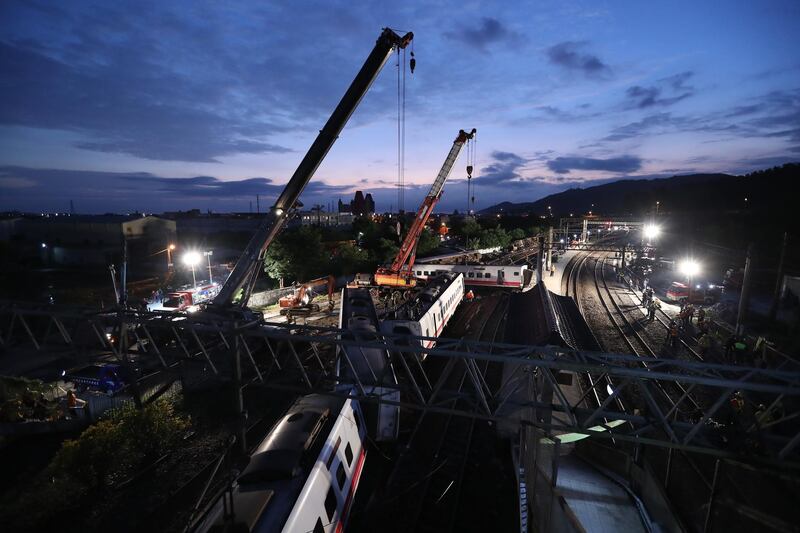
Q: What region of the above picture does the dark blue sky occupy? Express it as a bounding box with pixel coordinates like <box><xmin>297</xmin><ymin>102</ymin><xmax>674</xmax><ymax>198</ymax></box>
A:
<box><xmin>1</xmin><ymin>0</ymin><xmax>798</xmax><ymax>214</ymax></box>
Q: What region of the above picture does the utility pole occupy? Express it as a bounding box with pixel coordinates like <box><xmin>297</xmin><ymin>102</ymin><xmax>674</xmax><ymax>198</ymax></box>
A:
<box><xmin>769</xmin><ymin>232</ymin><xmax>789</xmax><ymax>321</ymax></box>
<box><xmin>256</xmin><ymin>194</ymin><xmax>260</xmax><ymax>214</ymax></box>
<box><xmin>736</xmin><ymin>243</ymin><xmax>754</xmax><ymax>335</ymax></box>
<box><xmin>546</xmin><ymin>227</ymin><xmax>554</xmax><ymax>271</ymax></box>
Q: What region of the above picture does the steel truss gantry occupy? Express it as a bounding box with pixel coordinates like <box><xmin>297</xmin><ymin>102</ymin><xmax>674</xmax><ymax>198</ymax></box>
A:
<box><xmin>1</xmin><ymin>300</ymin><xmax>799</xmax><ymax>466</ymax></box>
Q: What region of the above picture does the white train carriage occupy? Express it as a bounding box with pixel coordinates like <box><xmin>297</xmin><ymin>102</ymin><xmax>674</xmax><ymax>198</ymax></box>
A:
<box><xmin>382</xmin><ymin>272</ymin><xmax>464</xmax><ymax>351</ymax></box>
<box><xmin>199</xmin><ymin>394</ymin><xmax>367</xmax><ymax>533</ymax></box>
<box><xmin>413</xmin><ymin>263</ymin><xmax>530</xmax><ymax>288</ymax></box>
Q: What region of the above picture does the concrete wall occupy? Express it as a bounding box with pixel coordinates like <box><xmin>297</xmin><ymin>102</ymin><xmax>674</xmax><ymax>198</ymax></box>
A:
<box><xmin>248</xmin><ymin>286</ymin><xmax>295</xmax><ymax>308</ymax></box>
<box><xmin>576</xmin><ymin>441</ymin><xmax>686</xmax><ymax>533</ymax></box>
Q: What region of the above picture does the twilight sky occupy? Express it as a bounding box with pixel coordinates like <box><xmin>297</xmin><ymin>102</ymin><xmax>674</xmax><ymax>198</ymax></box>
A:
<box><xmin>1</xmin><ymin>0</ymin><xmax>798</xmax><ymax>214</ymax></box>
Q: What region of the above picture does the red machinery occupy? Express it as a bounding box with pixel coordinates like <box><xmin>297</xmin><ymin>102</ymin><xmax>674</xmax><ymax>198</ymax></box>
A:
<box><xmin>278</xmin><ymin>275</ymin><xmax>335</xmax><ymax>322</ymax></box>
<box><xmin>374</xmin><ymin>128</ymin><xmax>476</xmax><ymax>288</ymax></box>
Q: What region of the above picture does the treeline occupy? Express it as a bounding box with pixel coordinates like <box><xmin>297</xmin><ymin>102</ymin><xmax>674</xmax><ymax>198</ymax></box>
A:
<box><xmin>260</xmin><ymin>215</ymin><xmax>545</xmax><ymax>287</ymax></box>
<box><xmin>262</xmin><ymin>219</ymin><xmax>439</xmax><ymax>286</ymax></box>
<box><xmin>450</xmin><ymin>216</ymin><xmax>538</xmax><ymax>249</ymax></box>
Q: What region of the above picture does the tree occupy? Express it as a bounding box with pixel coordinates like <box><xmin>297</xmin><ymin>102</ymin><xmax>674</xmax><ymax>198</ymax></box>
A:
<box><xmin>264</xmin><ymin>226</ymin><xmax>327</xmax><ymax>283</ymax></box>
<box><xmin>332</xmin><ymin>242</ymin><xmax>369</xmax><ymax>276</ymax></box>
<box><xmin>460</xmin><ymin>217</ymin><xmax>481</xmax><ymax>240</ymax></box>
<box><xmin>509</xmin><ymin>228</ymin><xmax>527</xmax><ymax>241</ymax></box>
<box><xmin>416</xmin><ymin>227</ymin><xmax>440</xmax><ymax>257</ymax></box>
<box><xmin>372</xmin><ymin>238</ymin><xmax>400</xmax><ymax>264</ymax></box>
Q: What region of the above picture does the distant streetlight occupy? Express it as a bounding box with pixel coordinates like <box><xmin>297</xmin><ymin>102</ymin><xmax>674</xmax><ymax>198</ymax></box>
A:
<box><xmin>679</xmin><ymin>259</ymin><xmax>700</xmax><ymax>278</ymax></box>
<box><xmin>152</xmin><ymin>243</ymin><xmax>177</xmax><ymax>271</ymax></box>
<box><xmin>679</xmin><ymin>259</ymin><xmax>701</xmax><ymax>300</ymax></box>
<box><xmin>203</xmin><ymin>250</ymin><xmax>214</xmax><ymax>284</ymax></box>
<box><xmin>40</xmin><ymin>242</ymin><xmax>47</xmax><ymax>248</ymax></box>
<box><xmin>656</xmin><ymin>201</ymin><xmax>660</xmax><ymax>216</ymax></box>
<box><xmin>643</xmin><ymin>224</ymin><xmax>661</xmax><ymax>242</ymax></box>
<box><xmin>183</xmin><ymin>251</ymin><xmax>201</xmax><ymax>288</ymax></box>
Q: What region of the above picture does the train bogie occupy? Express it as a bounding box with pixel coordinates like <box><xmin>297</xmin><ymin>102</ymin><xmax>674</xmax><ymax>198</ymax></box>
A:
<box><xmin>383</xmin><ymin>272</ymin><xmax>464</xmax><ymax>357</ymax></box>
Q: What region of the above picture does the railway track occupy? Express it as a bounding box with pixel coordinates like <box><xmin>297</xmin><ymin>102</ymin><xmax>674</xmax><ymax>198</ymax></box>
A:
<box><xmin>561</xmin><ymin>250</ymin><xmax>626</xmax><ymax>414</ymax></box>
<box><xmin>561</xmin><ymin>245</ymin><xmax>800</xmax><ymax>533</ymax></box>
<box><xmin>591</xmin><ymin>252</ymin><xmax>705</xmax><ymax>420</ymax></box>
<box><xmin>372</xmin><ymin>293</ymin><xmax>509</xmax><ymax>533</ymax></box>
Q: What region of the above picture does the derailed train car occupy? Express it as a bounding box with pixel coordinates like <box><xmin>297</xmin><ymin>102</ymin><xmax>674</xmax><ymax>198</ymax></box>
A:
<box><xmin>381</xmin><ymin>272</ymin><xmax>464</xmax><ymax>352</ymax></box>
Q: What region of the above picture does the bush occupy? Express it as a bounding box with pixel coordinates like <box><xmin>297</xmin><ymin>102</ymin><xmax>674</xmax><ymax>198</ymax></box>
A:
<box><xmin>51</xmin><ymin>399</ymin><xmax>189</xmax><ymax>491</ymax></box>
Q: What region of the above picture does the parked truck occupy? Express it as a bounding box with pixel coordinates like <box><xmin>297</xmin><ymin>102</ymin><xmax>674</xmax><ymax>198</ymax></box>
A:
<box><xmin>150</xmin><ymin>283</ymin><xmax>220</xmax><ymax>312</ymax></box>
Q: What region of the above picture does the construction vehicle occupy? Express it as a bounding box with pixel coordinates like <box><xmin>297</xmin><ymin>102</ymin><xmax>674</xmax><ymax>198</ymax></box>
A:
<box><xmin>205</xmin><ymin>28</ymin><xmax>413</xmax><ymax>317</ymax></box>
<box><xmin>149</xmin><ymin>284</ymin><xmax>220</xmax><ymax>313</ymax></box>
<box><xmin>278</xmin><ymin>275</ymin><xmax>335</xmax><ymax>323</ymax></box>
<box><xmin>374</xmin><ymin>128</ymin><xmax>476</xmax><ymax>288</ymax></box>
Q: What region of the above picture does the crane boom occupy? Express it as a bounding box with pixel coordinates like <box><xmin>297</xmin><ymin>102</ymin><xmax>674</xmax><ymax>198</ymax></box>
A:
<box><xmin>213</xmin><ymin>28</ymin><xmax>413</xmax><ymax>308</ymax></box>
<box><xmin>375</xmin><ymin>128</ymin><xmax>476</xmax><ymax>288</ymax></box>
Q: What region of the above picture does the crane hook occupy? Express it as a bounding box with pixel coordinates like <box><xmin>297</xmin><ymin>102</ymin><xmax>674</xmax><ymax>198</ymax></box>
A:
<box><xmin>466</xmin><ymin>165</ymin><xmax>473</xmax><ymax>178</ymax></box>
<box><xmin>409</xmin><ymin>51</ymin><xmax>416</xmax><ymax>74</ymax></box>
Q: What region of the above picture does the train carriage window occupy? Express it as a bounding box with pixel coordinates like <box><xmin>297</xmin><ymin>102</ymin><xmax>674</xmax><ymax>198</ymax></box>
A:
<box><xmin>485</xmin><ymin>273</ymin><xmax>492</xmax><ymax>278</ymax></box>
<box><xmin>468</xmin><ymin>272</ymin><xmax>474</xmax><ymax>278</ymax></box>
<box><xmin>327</xmin><ymin>437</ymin><xmax>342</xmax><ymax>469</ymax></box>
<box><xmin>337</xmin><ymin>462</ymin><xmax>346</xmax><ymax>490</ymax></box>
<box><xmin>314</xmin><ymin>517</ymin><xmax>325</xmax><ymax>533</ymax></box>
<box><xmin>325</xmin><ymin>486</ymin><xmax>337</xmax><ymax>520</ymax></box>
<box><xmin>514</xmin><ymin>272</ymin><xmax>520</xmax><ymax>276</ymax></box>
<box><xmin>345</xmin><ymin>442</ymin><xmax>354</xmax><ymax>466</ymax></box>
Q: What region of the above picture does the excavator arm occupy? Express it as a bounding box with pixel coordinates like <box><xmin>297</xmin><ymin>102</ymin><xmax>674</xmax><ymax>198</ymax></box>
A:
<box><xmin>212</xmin><ymin>28</ymin><xmax>413</xmax><ymax>309</ymax></box>
<box><xmin>375</xmin><ymin>128</ymin><xmax>476</xmax><ymax>287</ymax></box>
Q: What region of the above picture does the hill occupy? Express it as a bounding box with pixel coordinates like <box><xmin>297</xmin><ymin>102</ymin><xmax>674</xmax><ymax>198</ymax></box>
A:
<box><xmin>480</xmin><ymin>164</ymin><xmax>798</xmax><ymax>217</ymax></box>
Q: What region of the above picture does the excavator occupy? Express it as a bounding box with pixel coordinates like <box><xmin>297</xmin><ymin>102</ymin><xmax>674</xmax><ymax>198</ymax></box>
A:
<box><xmin>374</xmin><ymin>128</ymin><xmax>476</xmax><ymax>289</ymax></box>
<box><xmin>278</xmin><ymin>275</ymin><xmax>335</xmax><ymax>323</ymax></box>
<box><xmin>204</xmin><ymin>28</ymin><xmax>414</xmax><ymax>318</ymax></box>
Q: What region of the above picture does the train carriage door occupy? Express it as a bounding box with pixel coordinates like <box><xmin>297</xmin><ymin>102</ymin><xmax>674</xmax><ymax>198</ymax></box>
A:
<box><xmin>498</xmin><ymin>269</ymin><xmax>505</xmax><ymax>286</ymax></box>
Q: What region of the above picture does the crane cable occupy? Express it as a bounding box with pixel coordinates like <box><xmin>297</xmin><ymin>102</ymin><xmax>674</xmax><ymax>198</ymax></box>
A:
<box><xmin>402</xmin><ymin>45</ymin><xmax>406</xmax><ymax>213</ymax></box>
<box><xmin>471</xmin><ymin>133</ymin><xmax>477</xmax><ymax>213</ymax></box>
<box><xmin>395</xmin><ymin>40</ymin><xmax>415</xmax><ymax>215</ymax></box>
<box><xmin>465</xmin><ymin>132</ymin><xmax>477</xmax><ymax>213</ymax></box>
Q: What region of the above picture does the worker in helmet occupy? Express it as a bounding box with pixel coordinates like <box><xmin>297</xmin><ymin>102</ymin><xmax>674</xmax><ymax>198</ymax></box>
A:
<box><xmin>465</xmin><ymin>289</ymin><xmax>475</xmax><ymax>301</ymax></box>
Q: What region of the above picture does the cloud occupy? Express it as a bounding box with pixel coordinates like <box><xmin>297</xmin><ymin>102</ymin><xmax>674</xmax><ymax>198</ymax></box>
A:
<box><xmin>546</xmin><ymin>155</ymin><xmax>642</xmax><ymax>174</ymax></box>
<box><xmin>546</xmin><ymin>41</ymin><xmax>611</xmax><ymax>78</ymax></box>
<box><xmin>532</xmin><ymin>106</ymin><xmax>604</xmax><ymax>122</ymax></box>
<box><xmin>0</xmin><ymin>38</ymin><xmax>294</xmax><ymax>163</ymax></box>
<box><xmin>624</xmin><ymin>71</ymin><xmax>694</xmax><ymax>108</ymax></box>
<box><xmin>0</xmin><ymin>166</ymin><xmax>357</xmax><ymax>212</ymax></box>
<box><xmin>474</xmin><ymin>150</ymin><xmax>529</xmax><ymax>186</ymax></box>
<box><xmin>445</xmin><ymin>18</ymin><xmax>520</xmax><ymax>51</ymax></box>
<box><xmin>600</xmin><ymin>87</ymin><xmax>800</xmax><ymax>144</ymax></box>
<box><xmin>601</xmin><ymin>113</ymin><xmax>678</xmax><ymax>141</ymax></box>
<box><xmin>0</xmin><ymin>3</ymin><xmax>401</xmax><ymax>162</ymax></box>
